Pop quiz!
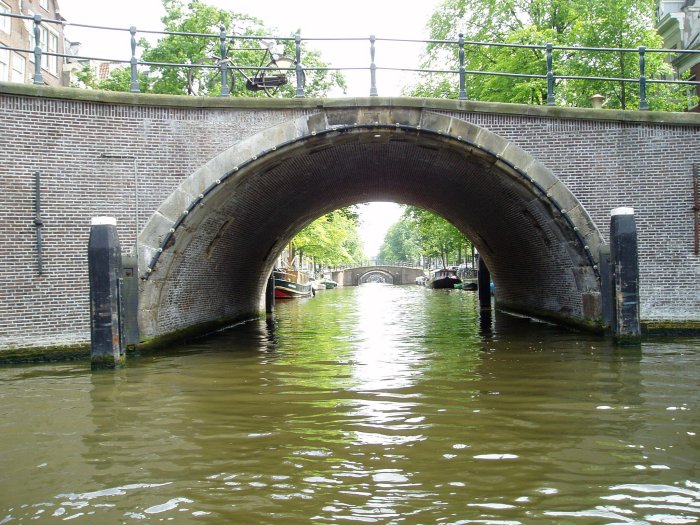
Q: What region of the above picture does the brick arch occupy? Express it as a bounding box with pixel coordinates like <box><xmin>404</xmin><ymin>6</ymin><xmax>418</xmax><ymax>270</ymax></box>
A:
<box><xmin>138</xmin><ymin>107</ymin><xmax>605</xmax><ymax>343</ymax></box>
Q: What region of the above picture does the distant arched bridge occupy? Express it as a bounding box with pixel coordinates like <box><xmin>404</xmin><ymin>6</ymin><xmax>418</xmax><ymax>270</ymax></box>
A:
<box><xmin>330</xmin><ymin>266</ymin><xmax>426</xmax><ymax>286</ymax></box>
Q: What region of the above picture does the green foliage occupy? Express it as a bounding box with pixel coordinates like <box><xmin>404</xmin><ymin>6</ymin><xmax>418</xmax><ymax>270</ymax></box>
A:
<box><xmin>378</xmin><ymin>220</ymin><xmax>422</xmax><ymax>262</ymax></box>
<box><xmin>73</xmin><ymin>63</ymin><xmax>150</xmax><ymax>92</ymax></box>
<box><xmin>292</xmin><ymin>207</ymin><xmax>364</xmax><ymax>267</ymax></box>
<box><xmin>379</xmin><ymin>206</ymin><xmax>472</xmax><ymax>267</ymax></box>
<box><xmin>411</xmin><ymin>0</ymin><xmax>692</xmax><ymax>111</ymax></box>
<box><xmin>75</xmin><ymin>0</ymin><xmax>345</xmax><ymax>97</ymax></box>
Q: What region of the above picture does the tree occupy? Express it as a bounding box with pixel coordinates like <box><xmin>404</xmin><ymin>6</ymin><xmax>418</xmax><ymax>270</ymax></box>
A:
<box><xmin>77</xmin><ymin>0</ymin><xmax>346</xmax><ymax>97</ymax></box>
<box><xmin>378</xmin><ymin>206</ymin><xmax>472</xmax><ymax>268</ymax></box>
<box><xmin>74</xmin><ymin>64</ymin><xmax>150</xmax><ymax>92</ymax></box>
<box><xmin>378</xmin><ymin>221</ymin><xmax>421</xmax><ymax>263</ymax></box>
<box><xmin>291</xmin><ymin>207</ymin><xmax>365</xmax><ymax>269</ymax></box>
<box><xmin>410</xmin><ymin>0</ymin><xmax>688</xmax><ymax>111</ymax></box>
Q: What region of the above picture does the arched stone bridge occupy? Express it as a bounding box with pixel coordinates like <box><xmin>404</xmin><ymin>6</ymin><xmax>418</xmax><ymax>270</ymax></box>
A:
<box><xmin>331</xmin><ymin>266</ymin><xmax>426</xmax><ymax>286</ymax></box>
<box><xmin>1</xmin><ymin>82</ymin><xmax>699</xmax><ymax>356</ymax></box>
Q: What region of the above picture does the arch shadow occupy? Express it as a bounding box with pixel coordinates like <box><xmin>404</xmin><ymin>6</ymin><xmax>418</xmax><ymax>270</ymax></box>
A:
<box><xmin>359</xmin><ymin>270</ymin><xmax>395</xmax><ymax>285</ymax></box>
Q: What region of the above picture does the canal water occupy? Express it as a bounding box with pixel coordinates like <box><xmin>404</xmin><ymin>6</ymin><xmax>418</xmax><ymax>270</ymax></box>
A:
<box><xmin>1</xmin><ymin>284</ymin><xmax>699</xmax><ymax>524</ymax></box>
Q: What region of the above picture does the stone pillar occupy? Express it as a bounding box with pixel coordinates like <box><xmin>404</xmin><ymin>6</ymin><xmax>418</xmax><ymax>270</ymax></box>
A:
<box><xmin>88</xmin><ymin>217</ymin><xmax>125</xmax><ymax>369</ymax></box>
<box><xmin>610</xmin><ymin>207</ymin><xmax>641</xmax><ymax>344</ymax></box>
<box><xmin>478</xmin><ymin>256</ymin><xmax>491</xmax><ymax>309</ymax></box>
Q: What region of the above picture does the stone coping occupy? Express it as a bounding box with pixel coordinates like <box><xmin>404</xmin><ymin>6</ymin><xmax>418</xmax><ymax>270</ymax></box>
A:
<box><xmin>2</xmin><ymin>82</ymin><xmax>700</xmax><ymax>126</ymax></box>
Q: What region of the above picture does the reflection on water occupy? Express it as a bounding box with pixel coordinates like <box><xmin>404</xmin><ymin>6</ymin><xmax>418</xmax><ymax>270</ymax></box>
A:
<box><xmin>1</xmin><ymin>284</ymin><xmax>699</xmax><ymax>523</ymax></box>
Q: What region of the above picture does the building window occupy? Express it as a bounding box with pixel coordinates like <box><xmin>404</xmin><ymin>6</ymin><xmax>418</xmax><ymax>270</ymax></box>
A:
<box><xmin>0</xmin><ymin>47</ymin><xmax>8</xmax><ymax>81</ymax></box>
<box><xmin>39</xmin><ymin>0</ymin><xmax>49</xmax><ymax>10</ymax></box>
<box><xmin>46</xmin><ymin>29</ymin><xmax>57</xmax><ymax>75</ymax></box>
<box><xmin>11</xmin><ymin>52</ymin><xmax>25</xmax><ymax>83</ymax></box>
<box><xmin>0</xmin><ymin>1</ymin><xmax>11</xmax><ymax>34</ymax></box>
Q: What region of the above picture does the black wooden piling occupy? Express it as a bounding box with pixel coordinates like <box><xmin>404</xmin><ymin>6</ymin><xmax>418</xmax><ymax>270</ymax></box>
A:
<box><xmin>266</xmin><ymin>271</ymin><xmax>275</xmax><ymax>314</ymax></box>
<box><xmin>610</xmin><ymin>207</ymin><xmax>641</xmax><ymax>344</ymax></box>
<box><xmin>88</xmin><ymin>217</ymin><xmax>125</xmax><ymax>369</ymax></box>
<box><xmin>478</xmin><ymin>256</ymin><xmax>491</xmax><ymax>309</ymax></box>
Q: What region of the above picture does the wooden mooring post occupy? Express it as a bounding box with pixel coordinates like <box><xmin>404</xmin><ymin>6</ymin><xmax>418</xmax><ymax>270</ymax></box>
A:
<box><xmin>609</xmin><ymin>207</ymin><xmax>641</xmax><ymax>344</ymax></box>
<box><xmin>478</xmin><ymin>256</ymin><xmax>491</xmax><ymax>309</ymax></box>
<box><xmin>88</xmin><ymin>217</ymin><xmax>125</xmax><ymax>369</ymax></box>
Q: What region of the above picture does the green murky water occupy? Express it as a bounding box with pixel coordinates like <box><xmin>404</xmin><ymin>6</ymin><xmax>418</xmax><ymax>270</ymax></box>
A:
<box><xmin>1</xmin><ymin>284</ymin><xmax>699</xmax><ymax>524</ymax></box>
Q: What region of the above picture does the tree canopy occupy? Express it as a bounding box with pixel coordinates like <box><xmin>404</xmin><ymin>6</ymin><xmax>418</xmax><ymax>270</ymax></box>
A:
<box><xmin>409</xmin><ymin>0</ymin><xmax>692</xmax><ymax>111</ymax></box>
<box><xmin>291</xmin><ymin>208</ymin><xmax>365</xmax><ymax>269</ymax></box>
<box><xmin>378</xmin><ymin>220</ymin><xmax>422</xmax><ymax>263</ymax></box>
<box><xmin>378</xmin><ymin>206</ymin><xmax>472</xmax><ymax>268</ymax></box>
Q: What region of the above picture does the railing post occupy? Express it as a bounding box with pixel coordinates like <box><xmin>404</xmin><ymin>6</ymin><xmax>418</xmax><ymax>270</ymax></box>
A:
<box><xmin>458</xmin><ymin>33</ymin><xmax>467</xmax><ymax>100</ymax></box>
<box><xmin>219</xmin><ymin>25</ymin><xmax>230</xmax><ymax>96</ymax></box>
<box><xmin>369</xmin><ymin>34</ymin><xmax>378</xmax><ymax>96</ymax></box>
<box><xmin>32</xmin><ymin>15</ymin><xmax>43</xmax><ymax>85</ymax></box>
<box><xmin>546</xmin><ymin>43</ymin><xmax>555</xmax><ymax>106</ymax></box>
<box><xmin>638</xmin><ymin>46</ymin><xmax>649</xmax><ymax>110</ymax></box>
<box><xmin>129</xmin><ymin>26</ymin><xmax>140</xmax><ymax>93</ymax></box>
<box><xmin>295</xmin><ymin>33</ymin><xmax>304</xmax><ymax>98</ymax></box>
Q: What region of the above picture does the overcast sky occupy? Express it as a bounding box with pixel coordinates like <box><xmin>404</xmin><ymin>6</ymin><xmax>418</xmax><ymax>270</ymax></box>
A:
<box><xmin>57</xmin><ymin>0</ymin><xmax>438</xmax><ymax>256</ymax></box>
<box><xmin>58</xmin><ymin>0</ymin><xmax>438</xmax><ymax>37</ymax></box>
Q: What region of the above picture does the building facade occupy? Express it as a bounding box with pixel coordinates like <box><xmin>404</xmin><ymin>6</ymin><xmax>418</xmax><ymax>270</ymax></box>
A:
<box><xmin>0</xmin><ymin>0</ymin><xmax>69</xmax><ymax>87</ymax></box>
<box><xmin>657</xmin><ymin>0</ymin><xmax>700</xmax><ymax>111</ymax></box>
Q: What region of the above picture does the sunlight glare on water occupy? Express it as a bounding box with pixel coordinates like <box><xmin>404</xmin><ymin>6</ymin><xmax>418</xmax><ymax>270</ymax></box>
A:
<box><xmin>0</xmin><ymin>284</ymin><xmax>699</xmax><ymax>523</ymax></box>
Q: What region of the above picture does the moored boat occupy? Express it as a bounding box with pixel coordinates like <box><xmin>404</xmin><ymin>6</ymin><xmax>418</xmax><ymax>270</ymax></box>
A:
<box><xmin>415</xmin><ymin>275</ymin><xmax>428</xmax><ymax>285</ymax></box>
<box><xmin>427</xmin><ymin>268</ymin><xmax>462</xmax><ymax>289</ymax></box>
<box><xmin>274</xmin><ymin>270</ymin><xmax>313</xmax><ymax>298</ymax></box>
<box><xmin>319</xmin><ymin>278</ymin><xmax>338</xmax><ymax>289</ymax></box>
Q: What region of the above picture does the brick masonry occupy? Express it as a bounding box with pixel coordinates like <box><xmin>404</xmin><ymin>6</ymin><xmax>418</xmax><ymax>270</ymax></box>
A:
<box><xmin>0</xmin><ymin>84</ymin><xmax>698</xmax><ymax>353</ymax></box>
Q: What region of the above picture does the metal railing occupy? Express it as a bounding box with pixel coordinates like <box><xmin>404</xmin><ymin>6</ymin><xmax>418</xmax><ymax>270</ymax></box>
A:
<box><xmin>331</xmin><ymin>260</ymin><xmax>422</xmax><ymax>271</ymax></box>
<box><xmin>2</xmin><ymin>11</ymin><xmax>700</xmax><ymax>108</ymax></box>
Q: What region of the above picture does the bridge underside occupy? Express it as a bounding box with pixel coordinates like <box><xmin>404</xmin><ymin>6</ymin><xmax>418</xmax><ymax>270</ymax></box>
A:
<box><xmin>138</xmin><ymin>108</ymin><xmax>603</xmax><ymax>344</ymax></box>
<box><xmin>360</xmin><ymin>271</ymin><xmax>394</xmax><ymax>285</ymax></box>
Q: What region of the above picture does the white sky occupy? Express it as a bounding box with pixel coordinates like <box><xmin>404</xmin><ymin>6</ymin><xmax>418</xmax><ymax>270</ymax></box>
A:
<box><xmin>57</xmin><ymin>0</ymin><xmax>438</xmax><ymax>256</ymax></box>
